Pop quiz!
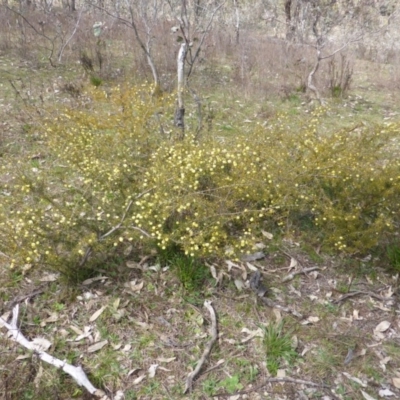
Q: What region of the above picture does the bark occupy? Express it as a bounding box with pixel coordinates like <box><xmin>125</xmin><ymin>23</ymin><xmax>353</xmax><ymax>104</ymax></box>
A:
<box><xmin>175</xmin><ymin>42</ymin><xmax>187</xmax><ymax>136</ymax></box>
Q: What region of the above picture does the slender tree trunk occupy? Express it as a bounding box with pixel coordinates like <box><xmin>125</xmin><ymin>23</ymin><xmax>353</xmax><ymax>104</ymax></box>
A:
<box><xmin>175</xmin><ymin>42</ymin><xmax>187</xmax><ymax>137</ymax></box>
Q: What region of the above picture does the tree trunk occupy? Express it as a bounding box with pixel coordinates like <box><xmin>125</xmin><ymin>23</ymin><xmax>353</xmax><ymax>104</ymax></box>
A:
<box><xmin>175</xmin><ymin>42</ymin><xmax>187</xmax><ymax>137</ymax></box>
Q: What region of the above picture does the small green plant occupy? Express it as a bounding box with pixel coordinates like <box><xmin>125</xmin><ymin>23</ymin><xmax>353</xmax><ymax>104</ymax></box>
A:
<box><xmin>387</xmin><ymin>244</ymin><xmax>400</xmax><ymax>272</ymax></box>
<box><xmin>171</xmin><ymin>253</ymin><xmax>210</xmax><ymax>291</ymax></box>
<box><xmin>202</xmin><ymin>377</ymin><xmax>218</xmax><ymax>396</ymax></box>
<box><xmin>218</xmin><ymin>374</ymin><xmax>243</xmax><ymax>394</ymax></box>
<box><xmin>90</xmin><ymin>75</ymin><xmax>103</xmax><ymax>87</ymax></box>
<box><xmin>261</xmin><ymin>321</ymin><xmax>298</xmax><ymax>376</ymax></box>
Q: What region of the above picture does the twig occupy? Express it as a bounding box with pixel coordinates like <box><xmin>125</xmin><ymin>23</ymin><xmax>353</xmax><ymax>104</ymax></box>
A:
<box><xmin>78</xmin><ymin>188</ymin><xmax>153</xmax><ymax>267</ymax></box>
<box><xmin>214</xmin><ymin>376</ymin><xmax>329</xmax><ymax>397</ymax></box>
<box><xmin>183</xmin><ymin>301</ymin><xmax>218</xmax><ymax>394</ymax></box>
<box><xmin>333</xmin><ymin>291</ymin><xmax>390</xmax><ymax>304</ymax></box>
<box><xmin>0</xmin><ymin>305</ymin><xmax>107</xmax><ymax>398</ymax></box>
<box><xmin>58</xmin><ymin>6</ymin><xmax>85</xmax><ymax>63</ymax></box>
<box><xmin>259</xmin><ymin>297</ymin><xmax>303</xmax><ymax>318</ymax></box>
<box><xmin>7</xmin><ymin>285</ymin><xmax>47</xmax><ymax>310</ymax></box>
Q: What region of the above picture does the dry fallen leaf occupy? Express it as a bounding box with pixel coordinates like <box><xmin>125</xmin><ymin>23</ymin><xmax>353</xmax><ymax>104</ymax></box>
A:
<box><xmin>157</xmin><ymin>357</ymin><xmax>176</xmax><ymax>363</ymax></box>
<box><xmin>379</xmin><ymin>388</ymin><xmax>395</xmax><ymax>397</ymax></box>
<box><xmin>31</xmin><ymin>337</ymin><xmax>52</xmax><ymax>352</ymax></box>
<box><xmin>89</xmin><ymin>306</ymin><xmax>106</xmax><ymax>322</ymax></box>
<box><xmin>361</xmin><ymin>390</ymin><xmax>377</xmax><ymax>400</ymax></box>
<box><xmin>241</xmin><ymin>327</ymin><xmax>263</xmax><ymax>343</ymax></box>
<box><xmin>87</xmin><ymin>340</ymin><xmax>108</xmax><ymax>353</ymax></box>
<box><xmin>148</xmin><ymin>364</ymin><xmax>158</xmax><ymax>378</ymax></box>
<box><xmin>114</xmin><ymin>391</ymin><xmax>125</xmax><ymax>400</ymax></box>
<box><xmin>128</xmin><ymin>280</ymin><xmax>144</xmax><ymax>292</ymax></box>
<box><xmin>246</xmin><ymin>262</ymin><xmax>258</xmax><ymax>271</ymax></box>
<box><xmin>375</xmin><ymin>321</ymin><xmax>391</xmax><ymax>333</ymax></box>
<box><xmin>261</xmin><ymin>230</ymin><xmax>273</xmax><ymax>240</ymax></box>
<box><xmin>132</xmin><ymin>374</ymin><xmax>146</xmax><ymax>385</ymax></box>
<box><xmin>392</xmin><ymin>377</ymin><xmax>400</xmax><ymax>389</ymax></box>
<box><xmin>289</xmin><ymin>257</ymin><xmax>298</xmax><ymax>270</ymax></box>
<box><xmin>342</xmin><ymin>372</ymin><xmax>367</xmax><ymax>387</ymax></box>
<box><xmin>234</xmin><ymin>279</ymin><xmax>245</xmax><ymax>291</ymax></box>
<box><xmin>39</xmin><ymin>273</ymin><xmax>59</xmax><ymax>282</ymax></box>
<box><xmin>127</xmin><ymin>368</ymin><xmax>142</xmax><ymax>377</ymax></box>
<box><xmin>82</xmin><ymin>276</ymin><xmax>108</xmax><ymax>285</ymax></box>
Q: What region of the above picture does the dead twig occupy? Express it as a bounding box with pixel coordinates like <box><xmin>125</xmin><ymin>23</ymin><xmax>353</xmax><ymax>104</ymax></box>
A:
<box><xmin>214</xmin><ymin>376</ymin><xmax>330</xmax><ymax>397</ymax></box>
<box><xmin>183</xmin><ymin>301</ymin><xmax>218</xmax><ymax>393</ymax></box>
<box><xmin>0</xmin><ymin>305</ymin><xmax>107</xmax><ymax>398</ymax></box>
<box><xmin>333</xmin><ymin>291</ymin><xmax>391</xmax><ymax>304</ymax></box>
<box><xmin>259</xmin><ymin>297</ymin><xmax>303</xmax><ymax>318</ymax></box>
<box><xmin>7</xmin><ymin>284</ymin><xmax>47</xmax><ymax>310</ymax></box>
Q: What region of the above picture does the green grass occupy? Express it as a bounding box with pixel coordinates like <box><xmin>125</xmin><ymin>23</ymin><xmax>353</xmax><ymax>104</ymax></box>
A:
<box><xmin>261</xmin><ymin>321</ymin><xmax>298</xmax><ymax>376</ymax></box>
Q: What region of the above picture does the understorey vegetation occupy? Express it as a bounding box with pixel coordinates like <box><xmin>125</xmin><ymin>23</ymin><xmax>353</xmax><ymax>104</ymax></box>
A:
<box><xmin>0</xmin><ymin>84</ymin><xmax>399</xmax><ymax>280</ymax></box>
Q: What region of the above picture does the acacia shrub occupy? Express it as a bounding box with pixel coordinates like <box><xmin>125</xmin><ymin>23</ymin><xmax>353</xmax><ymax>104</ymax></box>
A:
<box><xmin>0</xmin><ymin>85</ymin><xmax>399</xmax><ymax>279</ymax></box>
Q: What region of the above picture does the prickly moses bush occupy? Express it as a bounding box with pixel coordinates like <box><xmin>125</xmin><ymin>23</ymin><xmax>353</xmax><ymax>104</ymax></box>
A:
<box><xmin>0</xmin><ymin>84</ymin><xmax>399</xmax><ymax>279</ymax></box>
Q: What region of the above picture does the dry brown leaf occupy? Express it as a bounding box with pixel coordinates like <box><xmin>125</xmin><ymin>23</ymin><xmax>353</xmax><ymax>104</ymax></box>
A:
<box><xmin>157</xmin><ymin>357</ymin><xmax>176</xmax><ymax>363</ymax></box>
<box><xmin>246</xmin><ymin>262</ymin><xmax>258</xmax><ymax>272</ymax></box>
<box><xmin>374</xmin><ymin>321</ymin><xmax>391</xmax><ymax>332</ymax></box>
<box><xmin>148</xmin><ymin>364</ymin><xmax>158</xmax><ymax>378</ymax></box>
<box><xmin>234</xmin><ymin>279</ymin><xmax>245</xmax><ymax>291</ymax></box>
<box><xmin>361</xmin><ymin>390</ymin><xmax>377</xmax><ymax>400</ymax></box>
<box><xmin>126</xmin><ymin>261</ymin><xmax>140</xmax><ymax>269</ymax></box>
<box><xmin>342</xmin><ymin>372</ymin><xmax>367</xmax><ymax>387</ymax></box>
<box><xmin>392</xmin><ymin>377</ymin><xmax>400</xmax><ymax>389</ymax></box>
<box><xmin>87</xmin><ymin>340</ymin><xmax>108</xmax><ymax>353</ymax></box>
<box><xmin>39</xmin><ymin>273</ymin><xmax>59</xmax><ymax>282</ymax></box>
<box><xmin>31</xmin><ymin>337</ymin><xmax>52</xmax><ymax>352</ymax></box>
<box><xmin>261</xmin><ymin>230</ymin><xmax>273</xmax><ymax>240</ymax></box>
<box><xmin>378</xmin><ymin>388</ymin><xmax>395</xmax><ymax>397</ymax></box>
<box><xmin>127</xmin><ymin>368</ymin><xmax>142</xmax><ymax>377</ymax></box>
<box><xmin>241</xmin><ymin>327</ymin><xmax>263</xmax><ymax>343</ymax></box>
<box><xmin>132</xmin><ymin>374</ymin><xmax>146</xmax><ymax>385</ymax></box>
<box><xmin>113</xmin><ymin>298</ymin><xmax>120</xmax><ymax>310</ymax></box>
<box><xmin>16</xmin><ymin>354</ymin><xmax>31</xmax><ymax>360</ymax></box>
<box><xmin>129</xmin><ymin>280</ymin><xmax>144</xmax><ymax>292</ymax></box>
<box><xmin>69</xmin><ymin>325</ymin><xmax>83</xmax><ymax>335</ymax></box>
<box><xmin>289</xmin><ymin>257</ymin><xmax>298</xmax><ymax>270</ymax></box>
<box><xmin>89</xmin><ymin>306</ymin><xmax>106</xmax><ymax>322</ymax></box>
<box><xmin>123</xmin><ymin>344</ymin><xmax>132</xmax><ymax>352</ymax></box>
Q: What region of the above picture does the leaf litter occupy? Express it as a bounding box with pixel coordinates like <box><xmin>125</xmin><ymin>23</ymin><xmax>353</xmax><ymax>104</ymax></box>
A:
<box><xmin>2</xmin><ymin>247</ymin><xmax>400</xmax><ymax>399</ymax></box>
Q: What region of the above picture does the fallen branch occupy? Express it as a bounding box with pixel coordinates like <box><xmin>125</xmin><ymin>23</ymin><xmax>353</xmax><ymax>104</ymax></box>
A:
<box><xmin>333</xmin><ymin>291</ymin><xmax>390</xmax><ymax>304</ymax></box>
<box><xmin>259</xmin><ymin>297</ymin><xmax>303</xmax><ymax>318</ymax></box>
<box><xmin>7</xmin><ymin>284</ymin><xmax>47</xmax><ymax>310</ymax></box>
<box><xmin>183</xmin><ymin>301</ymin><xmax>218</xmax><ymax>393</ymax></box>
<box><xmin>214</xmin><ymin>376</ymin><xmax>329</xmax><ymax>397</ymax></box>
<box><xmin>0</xmin><ymin>305</ymin><xmax>107</xmax><ymax>399</ymax></box>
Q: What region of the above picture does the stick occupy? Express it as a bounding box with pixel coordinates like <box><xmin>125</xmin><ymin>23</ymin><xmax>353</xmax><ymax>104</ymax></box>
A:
<box><xmin>183</xmin><ymin>301</ymin><xmax>218</xmax><ymax>394</ymax></box>
<box><xmin>214</xmin><ymin>376</ymin><xmax>329</xmax><ymax>397</ymax></box>
<box><xmin>333</xmin><ymin>291</ymin><xmax>390</xmax><ymax>304</ymax></box>
<box><xmin>0</xmin><ymin>305</ymin><xmax>107</xmax><ymax>399</ymax></box>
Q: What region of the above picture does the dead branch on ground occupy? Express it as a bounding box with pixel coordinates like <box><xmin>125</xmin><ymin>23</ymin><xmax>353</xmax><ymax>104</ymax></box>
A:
<box><xmin>0</xmin><ymin>305</ymin><xmax>108</xmax><ymax>399</ymax></box>
<box><xmin>183</xmin><ymin>300</ymin><xmax>218</xmax><ymax>393</ymax></box>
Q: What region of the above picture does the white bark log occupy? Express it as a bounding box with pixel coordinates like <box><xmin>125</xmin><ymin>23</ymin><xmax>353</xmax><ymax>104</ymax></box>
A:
<box><xmin>0</xmin><ymin>305</ymin><xmax>107</xmax><ymax>399</ymax></box>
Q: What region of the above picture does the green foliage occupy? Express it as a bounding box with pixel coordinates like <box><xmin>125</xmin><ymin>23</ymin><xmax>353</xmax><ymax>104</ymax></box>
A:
<box><xmin>90</xmin><ymin>75</ymin><xmax>103</xmax><ymax>87</ymax></box>
<box><xmin>218</xmin><ymin>374</ymin><xmax>243</xmax><ymax>394</ymax></box>
<box><xmin>387</xmin><ymin>244</ymin><xmax>400</xmax><ymax>272</ymax></box>
<box><xmin>0</xmin><ymin>82</ymin><xmax>399</xmax><ymax>280</ymax></box>
<box><xmin>261</xmin><ymin>321</ymin><xmax>298</xmax><ymax>376</ymax></box>
<box><xmin>171</xmin><ymin>253</ymin><xmax>210</xmax><ymax>291</ymax></box>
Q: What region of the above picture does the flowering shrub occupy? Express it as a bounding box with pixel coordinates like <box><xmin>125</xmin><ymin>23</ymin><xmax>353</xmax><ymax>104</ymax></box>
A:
<box><xmin>0</xmin><ymin>83</ymin><xmax>399</xmax><ymax>279</ymax></box>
